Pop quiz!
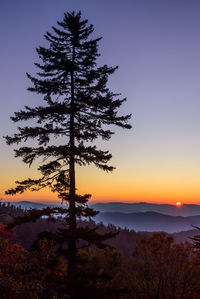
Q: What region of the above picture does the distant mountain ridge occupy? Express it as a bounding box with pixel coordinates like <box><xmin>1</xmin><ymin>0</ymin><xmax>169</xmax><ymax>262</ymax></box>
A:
<box><xmin>91</xmin><ymin>202</ymin><xmax>200</xmax><ymax>217</ymax></box>
<box><xmin>4</xmin><ymin>201</ymin><xmax>200</xmax><ymax>233</ymax></box>
<box><xmin>94</xmin><ymin>211</ymin><xmax>200</xmax><ymax>233</ymax></box>
<box><xmin>5</xmin><ymin>201</ymin><xmax>200</xmax><ymax>217</ymax></box>
<box><xmin>3</xmin><ymin>201</ymin><xmax>62</xmax><ymax>209</ymax></box>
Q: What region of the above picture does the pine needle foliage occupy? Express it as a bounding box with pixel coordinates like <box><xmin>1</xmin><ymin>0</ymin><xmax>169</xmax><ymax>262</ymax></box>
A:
<box><xmin>5</xmin><ymin>11</ymin><xmax>131</xmax><ymax>298</ymax></box>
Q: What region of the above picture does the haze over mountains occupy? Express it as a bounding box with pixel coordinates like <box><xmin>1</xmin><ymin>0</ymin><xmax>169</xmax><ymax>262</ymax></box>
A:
<box><xmin>4</xmin><ymin>201</ymin><xmax>200</xmax><ymax>233</ymax></box>
<box><xmin>92</xmin><ymin>202</ymin><xmax>200</xmax><ymax>233</ymax></box>
<box><xmin>91</xmin><ymin>202</ymin><xmax>200</xmax><ymax>217</ymax></box>
<box><xmin>94</xmin><ymin>211</ymin><xmax>200</xmax><ymax>233</ymax></box>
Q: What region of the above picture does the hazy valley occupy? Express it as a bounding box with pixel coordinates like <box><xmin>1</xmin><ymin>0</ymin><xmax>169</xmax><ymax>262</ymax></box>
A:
<box><xmin>6</xmin><ymin>201</ymin><xmax>200</xmax><ymax>233</ymax></box>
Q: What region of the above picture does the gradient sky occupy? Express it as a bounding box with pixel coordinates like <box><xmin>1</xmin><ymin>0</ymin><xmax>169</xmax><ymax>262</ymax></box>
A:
<box><xmin>1</xmin><ymin>0</ymin><xmax>200</xmax><ymax>204</ymax></box>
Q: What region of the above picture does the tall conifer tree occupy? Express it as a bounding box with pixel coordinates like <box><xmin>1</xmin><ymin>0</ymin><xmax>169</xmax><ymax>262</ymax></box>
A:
<box><xmin>5</xmin><ymin>11</ymin><xmax>131</xmax><ymax>298</ymax></box>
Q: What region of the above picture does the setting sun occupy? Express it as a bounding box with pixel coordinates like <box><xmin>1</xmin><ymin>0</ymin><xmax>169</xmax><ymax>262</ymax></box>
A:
<box><xmin>176</xmin><ymin>201</ymin><xmax>182</xmax><ymax>206</ymax></box>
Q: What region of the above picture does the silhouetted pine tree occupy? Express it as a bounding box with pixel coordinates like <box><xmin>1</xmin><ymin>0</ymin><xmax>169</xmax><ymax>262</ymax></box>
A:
<box><xmin>5</xmin><ymin>11</ymin><xmax>131</xmax><ymax>298</ymax></box>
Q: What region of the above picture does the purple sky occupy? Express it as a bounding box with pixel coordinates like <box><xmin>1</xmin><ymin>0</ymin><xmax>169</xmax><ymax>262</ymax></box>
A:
<box><xmin>1</xmin><ymin>0</ymin><xmax>200</xmax><ymax>203</ymax></box>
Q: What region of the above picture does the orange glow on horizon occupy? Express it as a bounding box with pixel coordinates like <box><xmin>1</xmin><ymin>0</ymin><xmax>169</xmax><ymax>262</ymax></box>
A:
<box><xmin>2</xmin><ymin>148</ymin><xmax>200</xmax><ymax>206</ymax></box>
<box><xmin>2</xmin><ymin>165</ymin><xmax>200</xmax><ymax>205</ymax></box>
<box><xmin>2</xmin><ymin>189</ymin><xmax>200</xmax><ymax>205</ymax></box>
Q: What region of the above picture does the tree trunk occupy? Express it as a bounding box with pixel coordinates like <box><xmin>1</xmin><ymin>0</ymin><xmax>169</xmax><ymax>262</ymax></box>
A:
<box><xmin>68</xmin><ymin>45</ymin><xmax>77</xmax><ymax>299</ymax></box>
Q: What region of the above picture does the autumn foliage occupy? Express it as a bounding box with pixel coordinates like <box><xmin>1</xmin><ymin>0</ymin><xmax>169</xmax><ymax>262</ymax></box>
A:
<box><xmin>1</xmin><ymin>214</ymin><xmax>200</xmax><ymax>299</ymax></box>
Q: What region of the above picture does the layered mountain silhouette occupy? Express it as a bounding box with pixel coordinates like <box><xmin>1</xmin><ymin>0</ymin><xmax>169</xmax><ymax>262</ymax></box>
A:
<box><xmin>4</xmin><ymin>201</ymin><xmax>60</xmax><ymax>209</ymax></box>
<box><xmin>94</xmin><ymin>211</ymin><xmax>200</xmax><ymax>233</ymax></box>
<box><xmin>91</xmin><ymin>202</ymin><xmax>200</xmax><ymax>216</ymax></box>
<box><xmin>4</xmin><ymin>201</ymin><xmax>200</xmax><ymax>233</ymax></box>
